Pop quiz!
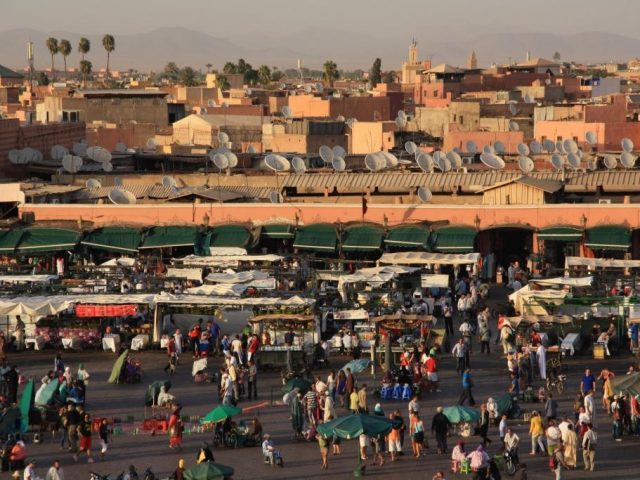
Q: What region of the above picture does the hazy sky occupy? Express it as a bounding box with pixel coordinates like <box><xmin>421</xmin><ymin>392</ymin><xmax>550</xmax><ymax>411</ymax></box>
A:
<box><xmin>2</xmin><ymin>0</ymin><xmax>639</xmax><ymax>39</ymax></box>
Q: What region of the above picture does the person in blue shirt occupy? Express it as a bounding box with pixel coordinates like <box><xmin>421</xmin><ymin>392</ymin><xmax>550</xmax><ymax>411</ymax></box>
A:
<box><xmin>458</xmin><ymin>369</ymin><xmax>476</xmax><ymax>406</ymax></box>
<box><xmin>508</xmin><ymin>373</ymin><xmax>520</xmax><ymax>398</ymax></box>
<box><xmin>631</xmin><ymin>323</ymin><xmax>639</xmax><ymax>350</ymax></box>
<box><xmin>580</xmin><ymin>368</ymin><xmax>596</xmax><ymax>396</ymax></box>
<box><xmin>210</xmin><ymin>320</ymin><xmax>221</xmax><ymax>355</ymax></box>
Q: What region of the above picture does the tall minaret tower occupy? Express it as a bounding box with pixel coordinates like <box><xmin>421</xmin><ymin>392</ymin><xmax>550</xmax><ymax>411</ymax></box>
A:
<box><xmin>468</xmin><ymin>50</ymin><xmax>478</xmax><ymax>70</ymax></box>
<box><xmin>409</xmin><ymin>39</ymin><xmax>418</xmax><ymax>65</ymax></box>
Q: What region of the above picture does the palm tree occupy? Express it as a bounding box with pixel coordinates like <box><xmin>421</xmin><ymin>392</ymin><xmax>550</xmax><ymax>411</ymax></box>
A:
<box><xmin>323</xmin><ymin>60</ymin><xmax>339</xmax><ymax>87</ymax></box>
<box><xmin>80</xmin><ymin>60</ymin><xmax>92</xmax><ymax>87</ymax></box>
<box><xmin>78</xmin><ymin>37</ymin><xmax>90</xmax><ymax>61</ymax></box>
<box><xmin>205</xmin><ymin>63</ymin><xmax>212</xmax><ymax>73</ymax></box>
<box><xmin>102</xmin><ymin>34</ymin><xmax>115</xmax><ymax>78</ymax></box>
<box><xmin>45</xmin><ymin>37</ymin><xmax>58</xmax><ymax>80</ymax></box>
<box><xmin>257</xmin><ymin>65</ymin><xmax>271</xmax><ymax>86</ymax></box>
<box><xmin>58</xmin><ymin>39</ymin><xmax>71</xmax><ymax>81</ymax></box>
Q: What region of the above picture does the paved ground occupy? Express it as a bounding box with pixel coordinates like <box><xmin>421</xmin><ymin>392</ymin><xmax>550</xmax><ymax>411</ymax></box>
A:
<box><xmin>8</xmin><ymin>294</ymin><xmax>640</xmax><ymax>480</ymax></box>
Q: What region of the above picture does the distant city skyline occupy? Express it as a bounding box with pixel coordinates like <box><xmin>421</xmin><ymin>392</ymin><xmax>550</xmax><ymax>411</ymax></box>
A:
<box><xmin>1</xmin><ymin>0</ymin><xmax>640</xmax><ymax>70</ymax></box>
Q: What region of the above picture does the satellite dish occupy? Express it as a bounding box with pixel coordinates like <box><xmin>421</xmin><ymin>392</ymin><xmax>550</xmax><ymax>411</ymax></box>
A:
<box><xmin>336</xmin><ymin>115</ymin><xmax>346</xmax><ymax>122</ymax></box>
<box><xmin>493</xmin><ymin>141</ymin><xmax>505</xmax><ymax>154</ymax></box>
<box><xmin>364</xmin><ymin>153</ymin><xmax>385</xmax><ymax>172</ymax></box>
<box><xmin>567</xmin><ymin>152</ymin><xmax>581</xmax><ymax>169</ymax></box>
<box><xmin>207</xmin><ymin>99</ymin><xmax>217</xmax><ymax>108</ymax></box>
<box><xmin>162</xmin><ymin>176</ymin><xmax>178</xmax><ymax>188</ymax></box>
<box><xmin>146</xmin><ymin>138</ymin><xmax>157</xmax><ymax>150</ymax></box>
<box><xmin>508</xmin><ymin>103</ymin><xmax>517</xmax><ymax>116</ymax></box>
<box><xmin>113</xmin><ymin>176</ymin><xmax>123</xmax><ymax>186</ymax></box>
<box><xmin>217</xmin><ymin>131</ymin><xmax>229</xmax><ymax>144</ymax></box>
<box><xmin>417</xmin><ymin>187</ymin><xmax>432</xmax><ymax>203</ymax></box>
<box><xmin>304</xmin><ymin>84</ymin><xmax>312</xmax><ymax>94</ymax></box>
<box><xmin>517</xmin><ymin>143</ymin><xmax>530</xmax><ymax>156</ymax></box>
<box><xmin>72</xmin><ymin>142</ymin><xmax>87</xmax><ymax>157</ymax></box>
<box><xmin>213</xmin><ymin>153</ymin><xmax>229</xmax><ymax>170</ymax></box>
<box><xmin>96</xmin><ymin>148</ymin><xmax>112</xmax><ymax>164</ymax></box>
<box><xmin>85</xmin><ymin>178</ymin><xmax>101</xmax><ymax>189</ymax></box>
<box><xmin>115</xmin><ymin>142</ymin><xmax>127</xmax><ymax>153</ymax></box>
<box><xmin>269</xmin><ymin>191</ymin><xmax>284</xmax><ymax>204</ymax></box>
<box><xmin>432</xmin><ymin>150</ymin><xmax>445</xmax><ymax>167</ymax></box>
<box><xmin>395</xmin><ymin>116</ymin><xmax>407</xmax><ymax>129</ymax></box>
<box><xmin>319</xmin><ymin>145</ymin><xmax>334</xmax><ymax>164</ymax></box>
<box><xmin>8</xmin><ymin>150</ymin><xmax>20</xmax><ymax>164</ymax></box>
<box><xmin>585</xmin><ymin>131</ymin><xmax>597</xmax><ymax>145</ymax></box>
<box><xmin>245</xmin><ymin>88</ymin><xmax>252</xmax><ymax>96</ymax></box>
<box><xmin>345</xmin><ymin>118</ymin><xmax>357</xmax><ymax>128</ymax></box>
<box><xmin>482</xmin><ymin>145</ymin><xmax>495</xmax><ymax>155</ymax></box>
<box><xmin>265</xmin><ymin>154</ymin><xmax>290</xmax><ymax>172</ymax></box>
<box><xmin>332</xmin><ymin>145</ymin><xmax>346</xmax><ymax>158</ymax></box>
<box><xmin>466</xmin><ymin>140</ymin><xmax>478</xmax><ymax>153</ymax></box>
<box><xmin>509</xmin><ymin>121</ymin><xmax>519</xmax><ymax>132</ymax></box>
<box><xmin>446</xmin><ymin>150</ymin><xmax>463</xmax><ymax>169</ymax></box>
<box><xmin>281</xmin><ymin>106</ymin><xmax>292</xmax><ymax>118</ymax></box>
<box><xmin>529</xmin><ymin>140</ymin><xmax>542</xmax><ymax>154</ymax></box>
<box><xmin>518</xmin><ymin>156</ymin><xmax>534</xmax><ymax>173</ymax></box>
<box><xmin>622</xmin><ymin>138</ymin><xmax>634</xmax><ymax>153</ymax></box>
<box><xmin>550</xmin><ymin>154</ymin><xmax>564</xmax><ymax>171</ymax></box>
<box><xmin>587</xmin><ymin>158</ymin><xmax>597</xmax><ymax>171</ymax></box>
<box><xmin>416</xmin><ymin>152</ymin><xmax>434</xmax><ymax>173</ymax></box>
<box><xmin>315</xmin><ymin>82</ymin><xmax>324</xmax><ymax>94</ymax></box>
<box><xmin>604</xmin><ymin>154</ymin><xmax>617</xmax><ymax>169</ymax></box>
<box><xmin>576</xmin><ymin>149</ymin><xmax>584</xmax><ymax>159</ymax></box>
<box><xmin>397</xmin><ymin>110</ymin><xmax>407</xmax><ymax>122</ymax></box>
<box><xmin>479</xmin><ymin>153</ymin><xmax>505</xmax><ymax>170</ymax></box>
<box><xmin>102</xmin><ymin>162</ymin><xmax>113</xmax><ymax>172</ymax></box>
<box><xmin>404</xmin><ymin>141</ymin><xmax>417</xmax><ymax>155</ymax></box>
<box><xmin>51</xmin><ymin>145</ymin><xmax>69</xmax><ymax>161</ymax></box>
<box><xmin>436</xmin><ymin>155</ymin><xmax>452</xmax><ymax>172</ymax></box>
<box><xmin>108</xmin><ymin>188</ymin><xmax>137</xmax><ymax>205</ymax></box>
<box><xmin>563</xmin><ymin>139</ymin><xmax>578</xmax><ymax>154</ymax></box>
<box><xmin>381</xmin><ymin>151</ymin><xmax>398</xmax><ymax>168</ymax></box>
<box><xmin>247</xmin><ymin>145</ymin><xmax>257</xmax><ymax>154</ymax></box>
<box><xmin>621</xmin><ymin>151</ymin><xmax>636</xmax><ymax>168</ymax></box>
<box><xmin>292</xmin><ymin>156</ymin><xmax>307</xmax><ymax>174</ymax></box>
<box><xmin>62</xmin><ymin>154</ymin><xmax>83</xmax><ymax>173</ymax></box>
<box><xmin>224</xmin><ymin>152</ymin><xmax>238</xmax><ymax>168</ymax></box>
<box><xmin>332</xmin><ymin>156</ymin><xmax>346</xmax><ymax>172</ymax></box>
<box><xmin>543</xmin><ymin>139</ymin><xmax>556</xmax><ymax>153</ymax></box>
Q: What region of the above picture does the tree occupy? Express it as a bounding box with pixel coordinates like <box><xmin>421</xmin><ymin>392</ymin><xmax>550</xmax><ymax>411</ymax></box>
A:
<box><xmin>102</xmin><ymin>34</ymin><xmax>115</xmax><ymax>78</ymax></box>
<box><xmin>179</xmin><ymin>66</ymin><xmax>198</xmax><ymax>86</ymax></box>
<box><xmin>58</xmin><ymin>39</ymin><xmax>71</xmax><ymax>81</ymax></box>
<box><xmin>163</xmin><ymin>62</ymin><xmax>180</xmax><ymax>82</ymax></box>
<box><xmin>383</xmin><ymin>70</ymin><xmax>397</xmax><ymax>84</ymax></box>
<box><xmin>36</xmin><ymin>71</ymin><xmax>49</xmax><ymax>86</ymax></box>
<box><xmin>205</xmin><ymin>63</ymin><xmax>212</xmax><ymax>73</ymax></box>
<box><xmin>322</xmin><ymin>60</ymin><xmax>339</xmax><ymax>87</ymax></box>
<box><xmin>243</xmin><ymin>68</ymin><xmax>259</xmax><ymax>85</ymax></box>
<box><xmin>216</xmin><ymin>74</ymin><xmax>230</xmax><ymax>90</ymax></box>
<box><xmin>370</xmin><ymin>58</ymin><xmax>382</xmax><ymax>86</ymax></box>
<box><xmin>257</xmin><ymin>65</ymin><xmax>271</xmax><ymax>85</ymax></box>
<box><xmin>237</xmin><ymin>58</ymin><xmax>249</xmax><ymax>74</ymax></box>
<box><xmin>223</xmin><ymin>62</ymin><xmax>237</xmax><ymax>74</ymax></box>
<box><xmin>78</xmin><ymin>37</ymin><xmax>90</xmax><ymax>61</ymax></box>
<box><xmin>553</xmin><ymin>51</ymin><xmax>561</xmax><ymax>62</ymax></box>
<box><xmin>80</xmin><ymin>60</ymin><xmax>92</xmax><ymax>87</ymax></box>
<box><xmin>271</xmin><ymin>69</ymin><xmax>285</xmax><ymax>82</ymax></box>
<box><xmin>45</xmin><ymin>37</ymin><xmax>58</xmax><ymax>79</ymax></box>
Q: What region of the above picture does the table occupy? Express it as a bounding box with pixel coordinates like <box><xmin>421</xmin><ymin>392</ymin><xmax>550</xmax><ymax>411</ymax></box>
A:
<box><xmin>62</xmin><ymin>337</ymin><xmax>81</xmax><ymax>350</ymax></box>
<box><xmin>25</xmin><ymin>335</ymin><xmax>46</xmax><ymax>351</ymax></box>
<box><xmin>102</xmin><ymin>334</ymin><xmax>121</xmax><ymax>353</ymax></box>
<box><xmin>131</xmin><ymin>334</ymin><xmax>149</xmax><ymax>351</ymax></box>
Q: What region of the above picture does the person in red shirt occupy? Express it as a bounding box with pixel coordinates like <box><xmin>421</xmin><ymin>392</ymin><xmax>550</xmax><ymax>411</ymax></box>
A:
<box><xmin>247</xmin><ymin>334</ymin><xmax>260</xmax><ymax>363</ymax></box>
<box><xmin>530</xmin><ymin>331</ymin><xmax>541</xmax><ymax>347</ymax></box>
<box><xmin>425</xmin><ymin>354</ymin><xmax>440</xmax><ymax>392</ymax></box>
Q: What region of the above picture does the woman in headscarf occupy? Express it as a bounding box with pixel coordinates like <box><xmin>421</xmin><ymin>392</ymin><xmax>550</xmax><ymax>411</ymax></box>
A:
<box><xmin>291</xmin><ymin>392</ymin><xmax>304</xmax><ymax>438</ymax></box>
<box><xmin>168</xmin><ymin>405</ymin><xmax>184</xmax><ymax>450</ymax></box>
<box><xmin>563</xmin><ymin>422</ymin><xmax>578</xmax><ymax>469</ymax></box>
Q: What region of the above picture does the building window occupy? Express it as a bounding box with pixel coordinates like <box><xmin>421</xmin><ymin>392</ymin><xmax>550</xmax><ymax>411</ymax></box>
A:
<box><xmin>433</xmin><ymin>90</ymin><xmax>439</xmax><ymax>97</ymax></box>
<box><xmin>61</xmin><ymin>110</ymin><xmax>80</xmax><ymax>123</ymax></box>
<box><xmin>556</xmin><ymin>136</ymin><xmax>562</xmax><ymax>141</ymax></box>
<box><xmin>459</xmin><ymin>115</ymin><xmax>464</xmax><ymax>124</ymax></box>
<box><xmin>452</xmin><ymin>114</ymin><xmax>457</xmax><ymax>122</ymax></box>
<box><xmin>541</xmin><ymin>136</ymin><xmax>547</xmax><ymax>142</ymax></box>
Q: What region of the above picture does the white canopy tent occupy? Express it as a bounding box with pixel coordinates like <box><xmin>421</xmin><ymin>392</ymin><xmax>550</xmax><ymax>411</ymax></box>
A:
<box><xmin>175</xmin><ymin>254</ymin><xmax>284</xmax><ymax>267</ymax></box>
<box><xmin>565</xmin><ymin>256</ymin><xmax>640</xmax><ymax>269</ymax></box>
<box><xmin>508</xmin><ymin>285</ymin><xmax>568</xmax><ymax>316</ymax></box>
<box><xmin>531</xmin><ymin>276</ymin><xmax>594</xmax><ymax>287</ymax></box>
<box><xmin>205</xmin><ymin>270</ymin><xmax>272</xmax><ymax>284</ymax></box>
<box><xmin>379</xmin><ymin>252</ymin><xmax>480</xmax><ymax>266</ymax></box>
<box><xmin>165</xmin><ymin>268</ymin><xmax>203</xmax><ymax>281</ymax></box>
<box><xmin>0</xmin><ymin>275</ymin><xmax>58</xmax><ymax>283</ymax></box>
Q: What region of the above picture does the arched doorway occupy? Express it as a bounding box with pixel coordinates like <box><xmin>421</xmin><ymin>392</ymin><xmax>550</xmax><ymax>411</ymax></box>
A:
<box><xmin>478</xmin><ymin>224</ymin><xmax>534</xmax><ymax>274</ymax></box>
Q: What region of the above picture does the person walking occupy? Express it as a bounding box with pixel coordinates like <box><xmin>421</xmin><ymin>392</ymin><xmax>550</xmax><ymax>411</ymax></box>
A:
<box><xmin>551</xmin><ymin>444</ymin><xmax>568</xmax><ymax>480</ymax></box>
<box><xmin>452</xmin><ymin>339</ymin><xmax>467</xmax><ymax>376</ymax></box>
<box><xmin>387</xmin><ymin>413</ymin><xmax>402</xmax><ymax>461</ymax></box>
<box><xmin>545</xmin><ymin>393</ymin><xmax>558</xmax><ymax>424</ymax></box>
<box><xmin>581</xmin><ymin>423</ymin><xmax>597</xmax><ymax>471</ymax></box>
<box><xmin>479</xmin><ymin>404</ymin><xmax>492</xmax><ymax>446</ymax></box>
<box><xmin>98</xmin><ymin>418</ymin><xmax>109</xmax><ymax>461</ymax></box>
<box><xmin>74</xmin><ymin>413</ymin><xmax>93</xmax><ymax>463</ymax></box>
<box><xmin>247</xmin><ymin>360</ymin><xmax>257</xmax><ymax>400</ymax></box>
<box><xmin>169</xmin><ymin>406</ymin><xmax>184</xmax><ymax>451</ymax></box>
<box><xmin>431</xmin><ymin>406</ymin><xmax>451</xmax><ymax>454</ymax></box>
<box><xmin>45</xmin><ymin>459</ymin><xmax>64</xmax><ymax>480</ymax></box>
<box><xmin>410</xmin><ymin>414</ymin><xmax>425</xmax><ymax>458</ymax></box>
<box><xmin>528</xmin><ymin>410</ymin><xmax>545</xmax><ymax>455</ymax></box>
<box><xmin>318</xmin><ymin>434</ymin><xmax>329</xmax><ymax>470</ymax></box>
<box><xmin>458</xmin><ymin>369</ymin><xmax>476</xmax><ymax>406</ymax></box>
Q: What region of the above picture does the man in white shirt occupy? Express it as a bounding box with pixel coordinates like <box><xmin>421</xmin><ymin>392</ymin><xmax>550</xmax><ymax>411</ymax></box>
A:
<box><xmin>45</xmin><ymin>459</ymin><xmax>64</xmax><ymax>480</ymax></box>
<box><xmin>503</xmin><ymin>427</ymin><xmax>520</xmax><ymax>464</ymax></box>
<box><xmin>23</xmin><ymin>459</ymin><xmax>40</xmax><ymax>480</ymax></box>
<box><xmin>231</xmin><ymin>335</ymin><xmax>243</xmax><ymax>365</ymax></box>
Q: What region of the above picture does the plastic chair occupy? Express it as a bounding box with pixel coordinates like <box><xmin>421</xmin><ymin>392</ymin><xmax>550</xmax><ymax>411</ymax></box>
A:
<box><xmin>401</xmin><ymin>384</ymin><xmax>412</xmax><ymax>400</ymax></box>
<box><xmin>460</xmin><ymin>459</ymin><xmax>471</xmax><ymax>474</ymax></box>
<box><xmin>381</xmin><ymin>386</ymin><xmax>392</xmax><ymax>400</ymax></box>
<box><xmin>392</xmin><ymin>383</ymin><xmax>402</xmax><ymax>400</ymax></box>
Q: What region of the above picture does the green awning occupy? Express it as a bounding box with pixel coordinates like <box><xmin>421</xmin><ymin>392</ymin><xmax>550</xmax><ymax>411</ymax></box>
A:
<box><xmin>585</xmin><ymin>225</ymin><xmax>630</xmax><ymax>251</ymax></box>
<box><xmin>210</xmin><ymin>225</ymin><xmax>251</xmax><ymax>248</ymax></box>
<box><xmin>140</xmin><ymin>226</ymin><xmax>197</xmax><ymax>249</ymax></box>
<box><xmin>384</xmin><ymin>225</ymin><xmax>430</xmax><ymax>248</ymax></box>
<box><xmin>342</xmin><ymin>225</ymin><xmax>384</xmax><ymax>251</ymax></box>
<box><xmin>538</xmin><ymin>226</ymin><xmax>583</xmax><ymax>242</ymax></box>
<box><xmin>261</xmin><ymin>224</ymin><xmax>294</xmax><ymax>239</ymax></box>
<box><xmin>293</xmin><ymin>224</ymin><xmax>337</xmax><ymax>252</ymax></box>
<box><xmin>81</xmin><ymin>227</ymin><xmax>142</xmax><ymax>253</ymax></box>
<box><xmin>16</xmin><ymin>228</ymin><xmax>80</xmax><ymax>254</ymax></box>
<box><xmin>433</xmin><ymin>226</ymin><xmax>476</xmax><ymax>253</ymax></box>
<box><xmin>0</xmin><ymin>230</ymin><xmax>24</xmax><ymax>254</ymax></box>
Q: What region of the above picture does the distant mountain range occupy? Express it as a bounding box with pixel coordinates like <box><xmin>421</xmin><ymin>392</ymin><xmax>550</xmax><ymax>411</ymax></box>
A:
<box><xmin>0</xmin><ymin>27</ymin><xmax>638</xmax><ymax>72</ymax></box>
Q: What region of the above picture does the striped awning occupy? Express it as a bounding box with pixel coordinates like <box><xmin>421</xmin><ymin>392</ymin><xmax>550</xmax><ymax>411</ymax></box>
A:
<box><xmin>538</xmin><ymin>226</ymin><xmax>583</xmax><ymax>242</ymax></box>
